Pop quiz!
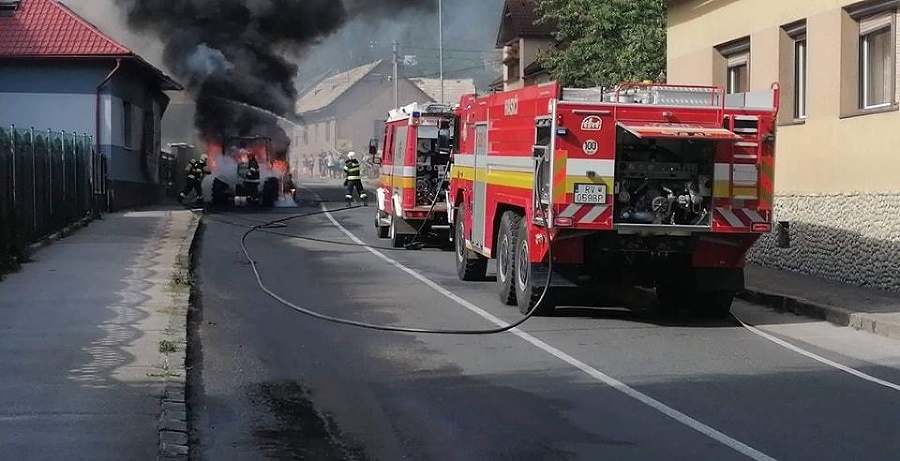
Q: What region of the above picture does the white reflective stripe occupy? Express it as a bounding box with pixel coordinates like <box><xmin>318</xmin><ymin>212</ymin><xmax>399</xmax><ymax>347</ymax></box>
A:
<box><xmin>487</xmin><ymin>156</ymin><xmax>535</xmax><ymax>169</ymax></box>
<box><xmin>743</xmin><ymin>209</ymin><xmax>765</xmax><ymax>223</ymax></box>
<box><xmin>454</xmin><ymin>154</ymin><xmax>476</xmax><ymax>167</ymax></box>
<box><xmin>717</xmin><ymin>207</ymin><xmax>745</xmax><ymax>227</ymax></box>
<box><xmin>559</xmin><ymin>204</ymin><xmax>582</xmax><ymax>218</ymax></box>
<box><xmin>714</xmin><ymin>163</ymin><xmax>731</xmax><ymax>180</ymax></box>
<box><xmin>566</xmin><ymin>159</ymin><xmax>615</xmax><ymax>177</ymax></box>
<box><xmin>733</xmin><ymin>154</ymin><xmax>758</xmax><ymax>160</ymax></box>
<box><xmin>735</xmin><ymin>142</ymin><xmax>759</xmax><ymax>147</ymax></box>
<box><xmin>579</xmin><ymin>205</ymin><xmax>607</xmax><ymax>223</ymax></box>
<box><xmin>733</xmin><ymin>164</ymin><xmax>758</xmax><ymax>185</ymax></box>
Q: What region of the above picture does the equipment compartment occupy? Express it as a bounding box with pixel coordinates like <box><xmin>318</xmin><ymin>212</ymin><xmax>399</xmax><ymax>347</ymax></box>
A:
<box><xmin>613</xmin><ymin>129</ymin><xmax>715</xmax><ymax>227</ymax></box>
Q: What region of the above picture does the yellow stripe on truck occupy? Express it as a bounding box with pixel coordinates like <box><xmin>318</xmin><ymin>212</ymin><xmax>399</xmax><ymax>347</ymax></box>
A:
<box><xmin>713</xmin><ymin>181</ymin><xmax>730</xmax><ymax>199</ymax></box>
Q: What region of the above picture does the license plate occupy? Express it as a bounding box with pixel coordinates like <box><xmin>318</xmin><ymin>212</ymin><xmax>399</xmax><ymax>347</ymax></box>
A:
<box><xmin>573</xmin><ymin>183</ymin><xmax>607</xmax><ymax>204</ymax></box>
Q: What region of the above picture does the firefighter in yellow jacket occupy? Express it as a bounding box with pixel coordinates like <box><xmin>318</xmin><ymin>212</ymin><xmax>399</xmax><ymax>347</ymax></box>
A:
<box><xmin>343</xmin><ymin>152</ymin><xmax>367</xmax><ymax>206</ymax></box>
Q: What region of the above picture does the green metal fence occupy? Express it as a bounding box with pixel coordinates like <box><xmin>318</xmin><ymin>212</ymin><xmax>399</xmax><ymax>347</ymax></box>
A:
<box><xmin>0</xmin><ymin>126</ymin><xmax>102</xmax><ymax>270</ymax></box>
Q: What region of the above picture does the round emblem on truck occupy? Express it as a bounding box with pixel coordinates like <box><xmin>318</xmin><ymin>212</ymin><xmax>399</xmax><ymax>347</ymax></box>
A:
<box><xmin>581</xmin><ymin>115</ymin><xmax>603</xmax><ymax>131</ymax></box>
<box><xmin>583</xmin><ymin>139</ymin><xmax>599</xmax><ymax>155</ymax></box>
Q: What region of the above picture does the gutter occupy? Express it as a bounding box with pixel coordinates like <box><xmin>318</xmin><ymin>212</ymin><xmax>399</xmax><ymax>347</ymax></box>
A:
<box><xmin>95</xmin><ymin>58</ymin><xmax>122</xmax><ymax>212</ymax></box>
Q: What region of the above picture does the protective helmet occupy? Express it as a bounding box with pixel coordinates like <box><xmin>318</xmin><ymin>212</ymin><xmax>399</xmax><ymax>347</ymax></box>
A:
<box><xmin>200</xmin><ymin>154</ymin><xmax>209</xmax><ymax>163</ymax></box>
<box><xmin>347</xmin><ymin>151</ymin><xmax>356</xmax><ymax>159</ymax></box>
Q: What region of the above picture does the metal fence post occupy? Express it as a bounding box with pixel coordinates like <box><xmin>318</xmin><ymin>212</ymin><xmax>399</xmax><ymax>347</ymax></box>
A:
<box><xmin>10</xmin><ymin>125</ymin><xmax>15</xmax><ymax>211</ymax></box>
<box><xmin>30</xmin><ymin>127</ymin><xmax>36</xmax><ymax>236</ymax></box>
<box><xmin>61</xmin><ymin>130</ymin><xmax>66</xmax><ymax>213</ymax></box>
<box><xmin>47</xmin><ymin>128</ymin><xmax>53</xmax><ymax>220</ymax></box>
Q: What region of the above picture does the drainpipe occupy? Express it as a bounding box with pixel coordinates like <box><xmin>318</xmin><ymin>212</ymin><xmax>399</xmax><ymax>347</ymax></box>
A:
<box><xmin>95</xmin><ymin>58</ymin><xmax>122</xmax><ymax>213</ymax></box>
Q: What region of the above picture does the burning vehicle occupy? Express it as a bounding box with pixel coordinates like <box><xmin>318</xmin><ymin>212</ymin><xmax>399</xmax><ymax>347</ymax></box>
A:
<box><xmin>201</xmin><ymin>136</ymin><xmax>291</xmax><ymax>208</ymax></box>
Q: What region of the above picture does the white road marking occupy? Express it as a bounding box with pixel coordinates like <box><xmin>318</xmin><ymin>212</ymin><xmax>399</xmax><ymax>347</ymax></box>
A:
<box><xmin>733</xmin><ymin>314</ymin><xmax>900</xmax><ymax>393</ymax></box>
<box><xmin>310</xmin><ymin>195</ymin><xmax>775</xmax><ymax>461</ymax></box>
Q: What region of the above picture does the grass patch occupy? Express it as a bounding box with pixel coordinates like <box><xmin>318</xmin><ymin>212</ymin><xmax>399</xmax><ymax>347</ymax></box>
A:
<box><xmin>159</xmin><ymin>339</ymin><xmax>178</xmax><ymax>354</ymax></box>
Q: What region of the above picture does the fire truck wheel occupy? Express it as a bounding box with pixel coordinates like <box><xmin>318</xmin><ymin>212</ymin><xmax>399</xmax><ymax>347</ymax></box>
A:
<box><xmin>496</xmin><ymin>211</ymin><xmax>522</xmax><ymax>306</ymax></box>
<box><xmin>654</xmin><ymin>281</ymin><xmax>685</xmax><ymax>318</ymax></box>
<box><xmin>376</xmin><ymin>212</ymin><xmax>389</xmax><ymax>238</ymax></box>
<box><xmin>389</xmin><ymin>216</ymin><xmax>409</xmax><ymax>248</ymax></box>
<box><xmin>691</xmin><ymin>291</ymin><xmax>735</xmax><ymax>320</ymax></box>
<box><xmin>514</xmin><ymin>221</ymin><xmax>555</xmax><ymax>316</ymax></box>
<box><xmin>454</xmin><ymin>204</ymin><xmax>487</xmax><ymax>281</ymax></box>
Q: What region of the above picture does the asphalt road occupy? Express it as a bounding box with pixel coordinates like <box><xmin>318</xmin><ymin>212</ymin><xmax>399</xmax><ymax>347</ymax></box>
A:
<box><xmin>189</xmin><ymin>182</ymin><xmax>900</xmax><ymax>461</ymax></box>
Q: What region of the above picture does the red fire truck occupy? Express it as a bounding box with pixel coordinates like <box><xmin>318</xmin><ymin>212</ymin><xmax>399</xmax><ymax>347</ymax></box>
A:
<box><xmin>448</xmin><ymin>81</ymin><xmax>779</xmax><ymax>318</ymax></box>
<box><xmin>372</xmin><ymin>102</ymin><xmax>457</xmax><ymax>247</ymax></box>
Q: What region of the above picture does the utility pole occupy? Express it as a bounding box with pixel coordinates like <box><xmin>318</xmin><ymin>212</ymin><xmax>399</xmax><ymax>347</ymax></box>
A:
<box><xmin>392</xmin><ymin>41</ymin><xmax>400</xmax><ymax>109</ymax></box>
<box><xmin>438</xmin><ymin>0</ymin><xmax>444</xmax><ymax>104</ymax></box>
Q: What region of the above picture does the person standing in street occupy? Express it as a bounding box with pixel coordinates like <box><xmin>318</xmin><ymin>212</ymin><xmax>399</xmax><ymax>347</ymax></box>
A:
<box><xmin>179</xmin><ymin>154</ymin><xmax>209</xmax><ymax>205</ymax></box>
<box><xmin>343</xmin><ymin>151</ymin><xmax>367</xmax><ymax>206</ymax></box>
<box><xmin>243</xmin><ymin>154</ymin><xmax>261</xmax><ymax>203</ymax></box>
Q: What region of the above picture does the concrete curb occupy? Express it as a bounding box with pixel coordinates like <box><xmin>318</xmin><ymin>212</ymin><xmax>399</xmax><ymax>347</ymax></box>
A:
<box><xmin>737</xmin><ymin>288</ymin><xmax>900</xmax><ymax>341</ymax></box>
<box><xmin>25</xmin><ymin>214</ymin><xmax>94</xmax><ymax>257</ymax></box>
<box><xmin>157</xmin><ymin>211</ymin><xmax>201</xmax><ymax>461</ymax></box>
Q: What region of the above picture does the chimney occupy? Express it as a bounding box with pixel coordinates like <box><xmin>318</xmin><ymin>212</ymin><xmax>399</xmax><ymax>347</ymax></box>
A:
<box><xmin>0</xmin><ymin>0</ymin><xmax>20</xmax><ymax>17</ymax></box>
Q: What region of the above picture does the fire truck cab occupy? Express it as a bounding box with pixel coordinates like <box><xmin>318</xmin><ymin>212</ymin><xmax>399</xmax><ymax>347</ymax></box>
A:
<box><xmin>372</xmin><ymin>102</ymin><xmax>457</xmax><ymax>247</ymax></box>
<box><xmin>449</xmin><ymin>81</ymin><xmax>779</xmax><ymax>318</ymax></box>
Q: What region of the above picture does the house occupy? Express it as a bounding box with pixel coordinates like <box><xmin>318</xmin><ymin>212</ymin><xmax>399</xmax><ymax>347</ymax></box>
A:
<box><xmin>667</xmin><ymin>0</ymin><xmax>900</xmax><ymax>291</ymax></box>
<box><xmin>292</xmin><ymin>60</ymin><xmax>475</xmax><ymax>169</ymax></box>
<box><xmin>494</xmin><ymin>0</ymin><xmax>555</xmax><ymax>91</ymax></box>
<box><xmin>0</xmin><ymin>0</ymin><xmax>181</xmax><ymax>211</ymax></box>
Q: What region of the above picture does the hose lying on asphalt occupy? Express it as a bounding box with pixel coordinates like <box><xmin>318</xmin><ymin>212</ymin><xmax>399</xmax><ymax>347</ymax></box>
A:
<box><xmin>231</xmin><ymin>203</ymin><xmax>554</xmax><ymax>335</ymax></box>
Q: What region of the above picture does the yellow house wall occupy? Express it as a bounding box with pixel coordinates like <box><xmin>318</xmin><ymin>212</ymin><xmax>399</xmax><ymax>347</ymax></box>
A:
<box><xmin>668</xmin><ymin>0</ymin><xmax>900</xmax><ymax>291</ymax></box>
<box><xmin>669</xmin><ymin>0</ymin><xmax>900</xmax><ymax>194</ymax></box>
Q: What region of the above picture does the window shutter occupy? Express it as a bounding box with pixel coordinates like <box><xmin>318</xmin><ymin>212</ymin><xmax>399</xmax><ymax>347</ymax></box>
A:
<box><xmin>860</xmin><ymin>12</ymin><xmax>894</xmax><ymax>35</ymax></box>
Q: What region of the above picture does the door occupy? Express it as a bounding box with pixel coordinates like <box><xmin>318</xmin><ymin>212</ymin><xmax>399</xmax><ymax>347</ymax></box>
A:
<box><xmin>472</xmin><ymin>123</ymin><xmax>488</xmax><ymax>247</ymax></box>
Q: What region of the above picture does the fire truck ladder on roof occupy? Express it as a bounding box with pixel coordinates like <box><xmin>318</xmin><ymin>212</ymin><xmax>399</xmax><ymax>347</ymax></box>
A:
<box><xmin>561</xmin><ymin>83</ymin><xmax>726</xmax><ymax>108</ymax></box>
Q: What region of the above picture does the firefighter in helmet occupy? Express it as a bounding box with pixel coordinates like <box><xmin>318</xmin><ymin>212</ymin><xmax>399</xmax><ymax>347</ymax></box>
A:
<box><xmin>179</xmin><ymin>154</ymin><xmax>209</xmax><ymax>205</ymax></box>
<box><xmin>343</xmin><ymin>151</ymin><xmax>367</xmax><ymax>206</ymax></box>
<box><xmin>243</xmin><ymin>154</ymin><xmax>261</xmax><ymax>202</ymax></box>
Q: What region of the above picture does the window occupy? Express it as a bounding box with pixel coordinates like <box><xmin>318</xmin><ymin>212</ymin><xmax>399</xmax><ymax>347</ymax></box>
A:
<box><xmin>782</xmin><ymin>20</ymin><xmax>809</xmax><ymax>120</ymax></box>
<box><xmin>719</xmin><ymin>38</ymin><xmax>750</xmax><ymax>94</ymax></box>
<box><xmin>123</xmin><ymin>101</ymin><xmax>133</xmax><ymax>148</ymax></box>
<box><xmin>859</xmin><ymin>13</ymin><xmax>895</xmax><ymax>109</ymax></box>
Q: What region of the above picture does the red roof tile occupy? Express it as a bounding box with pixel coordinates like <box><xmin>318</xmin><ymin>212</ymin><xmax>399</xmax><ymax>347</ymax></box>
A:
<box><xmin>0</xmin><ymin>0</ymin><xmax>131</xmax><ymax>57</ymax></box>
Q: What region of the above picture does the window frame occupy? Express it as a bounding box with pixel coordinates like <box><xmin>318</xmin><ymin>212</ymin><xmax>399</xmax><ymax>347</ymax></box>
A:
<box><xmin>718</xmin><ymin>38</ymin><xmax>751</xmax><ymax>95</ymax></box>
<box><xmin>858</xmin><ymin>11</ymin><xmax>896</xmax><ymax>110</ymax></box>
<box><xmin>122</xmin><ymin>101</ymin><xmax>133</xmax><ymax>149</ymax></box>
<box><xmin>794</xmin><ymin>34</ymin><xmax>808</xmax><ymax>119</ymax></box>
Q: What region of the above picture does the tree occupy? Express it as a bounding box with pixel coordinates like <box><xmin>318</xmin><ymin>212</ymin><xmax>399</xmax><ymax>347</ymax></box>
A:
<box><xmin>534</xmin><ymin>0</ymin><xmax>666</xmax><ymax>88</ymax></box>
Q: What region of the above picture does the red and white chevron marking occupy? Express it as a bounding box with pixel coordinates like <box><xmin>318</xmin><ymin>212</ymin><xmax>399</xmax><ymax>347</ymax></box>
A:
<box><xmin>557</xmin><ymin>203</ymin><xmax>612</xmax><ymax>225</ymax></box>
<box><xmin>714</xmin><ymin>207</ymin><xmax>768</xmax><ymax>229</ymax></box>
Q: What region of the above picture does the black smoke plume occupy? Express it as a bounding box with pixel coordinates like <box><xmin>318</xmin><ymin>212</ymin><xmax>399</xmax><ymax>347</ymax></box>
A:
<box><xmin>115</xmin><ymin>0</ymin><xmax>435</xmax><ymax>156</ymax></box>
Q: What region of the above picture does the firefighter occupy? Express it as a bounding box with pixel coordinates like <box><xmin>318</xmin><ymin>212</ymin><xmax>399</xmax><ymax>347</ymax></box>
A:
<box><xmin>243</xmin><ymin>154</ymin><xmax>261</xmax><ymax>203</ymax></box>
<box><xmin>343</xmin><ymin>151</ymin><xmax>367</xmax><ymax>206</ymax></box>
<box><xmin>179</xmin><ymin>155</ymin><xmax>209</xmax><ymax>205</ymax></box>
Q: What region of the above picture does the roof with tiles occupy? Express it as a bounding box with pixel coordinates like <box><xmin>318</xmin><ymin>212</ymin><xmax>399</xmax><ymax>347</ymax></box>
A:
<box><xmin>295</xmin><ymin>61</ymin><xmax>385</xmax><ymax>115</ymax></box>
<box><xmin>496</xmin><ymin>0</ymin><xmax>555</xmax><ymax>47</ymax></box>
<box><xmin>0</xmin><ymin>0</ymin><xmax>131</xmax><ymax>57</ymax></box>
<box><xmin>407</xmin><ymin>77</ymin><xmax>476</xmax><ymax>105</ymax></box>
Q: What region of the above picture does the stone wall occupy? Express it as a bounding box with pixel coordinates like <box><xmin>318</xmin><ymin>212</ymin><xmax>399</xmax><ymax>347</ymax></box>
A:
<box><xmin>749</xmin><ymin>193</ymin><xmax>900</xmax><ymax>291</ymax></box>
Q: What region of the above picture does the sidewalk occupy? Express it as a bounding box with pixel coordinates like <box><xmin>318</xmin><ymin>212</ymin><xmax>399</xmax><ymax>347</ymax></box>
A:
<box><xmin>0</xmin><ymin>207</ymin><xmax>199</xmax><ymax>460</ymax></box>
<box><xmin>741</xmin><ymin>265</ymin><xmax>900</xmax><ymax>340</ymax></box>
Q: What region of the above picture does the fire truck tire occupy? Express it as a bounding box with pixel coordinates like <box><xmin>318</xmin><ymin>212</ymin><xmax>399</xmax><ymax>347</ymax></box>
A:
<box><xmin>692</xmin><ymin>291</ymin><xmax>735</xmax><ymax>319</ymax></box>
<box><xmin>389</xmin><ymin>217</ymin><xmax>409</xmax><ymax>248</ymax></box>
<box><xmin>514</xmin><ymin>221</ymin><xmax>555</xmax><ymax>316</ymax></box>
<box><xmin>496</xmin><ymin>211</ymin><xmax>522</xmax><ymax>305</ymax></box>
<box><xmin>376</xmin><ymin>212</ymin><xmax>389</xmax><ymax>238</ymax></box>
<box><xmin>454</xmin><ymin>204</ymin><xmax>487</xmax><ymax>281</ymax></box>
